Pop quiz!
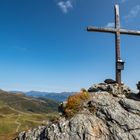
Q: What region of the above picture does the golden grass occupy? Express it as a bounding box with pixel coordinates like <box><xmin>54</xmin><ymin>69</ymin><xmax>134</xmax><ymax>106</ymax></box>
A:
<box><xmin>64</xmin><ymin>90</ymin><xmax>90</xmax><ymax>118</ymax></box>
<box><xmin>0</xmin><ymin>112</ymin><xmax>59</xmax><ymax>140</ymax></box>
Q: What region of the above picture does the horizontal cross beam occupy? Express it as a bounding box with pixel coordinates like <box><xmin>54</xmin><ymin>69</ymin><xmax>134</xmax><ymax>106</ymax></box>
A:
<box><xmin>87</xmin><ymin>26</ymin><xmax>140</xmax><ymax>36</ymax></box>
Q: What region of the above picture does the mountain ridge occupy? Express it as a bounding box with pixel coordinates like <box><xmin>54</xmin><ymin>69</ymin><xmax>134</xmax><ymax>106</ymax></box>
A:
<box><xmin>10</xmin><ymin>90</ymin><xmax>75</xmax><ymax>102</ymax></box>
<box><xmin>0</xmin><ymin>89</ymin><xmax>58</xmax><ymax>113</ymax></box>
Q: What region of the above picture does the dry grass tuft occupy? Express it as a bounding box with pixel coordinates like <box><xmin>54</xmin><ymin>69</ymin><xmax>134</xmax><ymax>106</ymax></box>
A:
<box><xmin>64</xmin><ymin>89</ymin><xmax>90</xmax><ymax>118</ymax></box>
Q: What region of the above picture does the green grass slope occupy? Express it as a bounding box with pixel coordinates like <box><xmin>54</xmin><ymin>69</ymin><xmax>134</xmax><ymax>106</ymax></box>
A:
<box><xmin>0</xmin><ymin>90</ymin><xmax>58</xmax><ymax>113</ymax></box>
<box><xmin>0</xmin><ymin>89</ymin><xmax>59</xmax><ymax>140</ymax></box>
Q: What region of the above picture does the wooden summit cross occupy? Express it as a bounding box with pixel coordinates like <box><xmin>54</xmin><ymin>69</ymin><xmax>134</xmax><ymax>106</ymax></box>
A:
<box><xmin>87</xmin><ymin>4</ymin><xmax>140</xmax><ymax>85</ymax></box>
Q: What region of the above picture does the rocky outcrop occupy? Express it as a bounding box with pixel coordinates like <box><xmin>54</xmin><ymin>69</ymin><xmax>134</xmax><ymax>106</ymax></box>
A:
<box><xmin>104</xmin><ymin>79</ymin><xmax>116</xmax><ymax>84</ymax></box>
<box><xmin>16</xmin><ymin>83</ymin><xmax>140</xmax><ymax>140</ymax></box>
<box><xmin>88</xmin><ymin>82</ymin><xmax>131</xmax><ymax>97</ymax></box>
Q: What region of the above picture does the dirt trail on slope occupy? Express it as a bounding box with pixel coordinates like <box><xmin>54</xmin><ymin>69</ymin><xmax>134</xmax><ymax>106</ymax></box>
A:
<box><xmin>15</xmin><ymin>114</ymin><xmax>21</xmax><ymax>133</ymax></box>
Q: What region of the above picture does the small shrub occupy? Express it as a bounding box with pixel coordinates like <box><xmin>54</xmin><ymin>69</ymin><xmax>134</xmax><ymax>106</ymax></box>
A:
<box><xmin>64</xmin><ymin>90</ymin><xmax>90</xmax><ymax>118</ymax></box>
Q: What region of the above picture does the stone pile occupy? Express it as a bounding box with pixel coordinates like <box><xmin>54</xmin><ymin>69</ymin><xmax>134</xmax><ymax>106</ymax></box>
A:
<box><xmin>88</xmin><ymin>80</ymin><xmax>132</xmax><ymax>97</ymax></box>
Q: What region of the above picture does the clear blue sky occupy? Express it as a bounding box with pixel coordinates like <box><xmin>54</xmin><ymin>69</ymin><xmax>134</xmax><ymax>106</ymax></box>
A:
<box><xmin>0</xmin><ymin>0</ymin><xmax>140</xmax><ymax>92</ymax></box>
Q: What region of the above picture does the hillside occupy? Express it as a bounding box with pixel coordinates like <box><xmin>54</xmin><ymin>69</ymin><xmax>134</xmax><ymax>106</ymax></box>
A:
<box><xmin>0</xmin><ymin>89</ymin><xmax>59</xmax><ymax>140</ymax></box>
<box><xmin>17</xmin><ymin>82</ymin><xmax>140</xmax><ymax>140</ymax></box>
<box><xmin>0</xmin><ymin>90</ymin><xmax>58</xmax><ymax>113</ymax></box>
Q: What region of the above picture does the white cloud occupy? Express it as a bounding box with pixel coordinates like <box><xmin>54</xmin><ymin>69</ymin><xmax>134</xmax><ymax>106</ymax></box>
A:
<box><xmin>106</xmin><ymin>22</ymin><xmax>115</xmax><ymax>28</ymax></box>
<box><xmin>58</xmin><ymin>0</ymin><xmax>73</xmax><ymax>14</ymax></box>
<box><xmin>125</xmin><ymin>5</ymin><xmax>140</xmax><ymax>20</ymax></box>
<box><xmin>120</xmin><ymin>0</ymin><xmax>127</xmax><ymax>3</ymax></box>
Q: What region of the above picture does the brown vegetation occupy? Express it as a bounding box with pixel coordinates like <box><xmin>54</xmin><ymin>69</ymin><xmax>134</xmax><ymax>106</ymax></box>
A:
<box><xmin>64</xmin><ymin>89</ymin><xmax>90</xmax><ymax>118</ymax></box>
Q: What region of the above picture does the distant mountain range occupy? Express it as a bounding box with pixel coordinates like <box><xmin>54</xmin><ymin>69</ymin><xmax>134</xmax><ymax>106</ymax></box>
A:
<box><xmin>11</xmin><ymin>91</ymin><xmax>75</xmax><ymax>102</ymax></box>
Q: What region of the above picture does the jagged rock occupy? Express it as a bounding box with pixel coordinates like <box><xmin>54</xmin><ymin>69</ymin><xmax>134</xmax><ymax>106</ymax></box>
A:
<box><xmin>137</xmin><ymin>92</ymin><xmax>140</xmax><ymax>97</ymax></box>
<box><xmin>17</xmin><ymin>126</ymin><xmax>46</xmax><ymax>140</ymax></box>
<box><xmin>88</xmin><ymin>83</ymin><xmax>108</xmax><ymax>92</ymax></box>
<box><xmin>18</xmin><ymin>131</ymin><xmax>26</xmax><ymax>140</ymax></box>
<box><xmin>58</xmin><ymin>101</ymin><xmax>67</xmax><ymax>115</ymax></box>
<box><xmin>119</xmin><ymin>98</ymin><xmax>140</xmax><ymax>114</ymax></box>
<box><xmin>17</xmin><ymin>83</ymin><xmax>140</xmax><ymax>140</ymax></box>
<box><xmin>88</xmin><ymin>83</ymin><xmax>131</xmax><ymax>97</ymax></box>
<box><xmin>104</xmin><ymin>79</ymin><xmax>116</xmax><ymax>84</ymax></box>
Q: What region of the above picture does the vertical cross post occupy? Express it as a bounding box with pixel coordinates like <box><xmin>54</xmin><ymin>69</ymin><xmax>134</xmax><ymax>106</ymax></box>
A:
<box><xmin>115</xmin><ymin>5</ymin><xmax>121</xmax><ymax>85</ymax></box>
